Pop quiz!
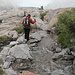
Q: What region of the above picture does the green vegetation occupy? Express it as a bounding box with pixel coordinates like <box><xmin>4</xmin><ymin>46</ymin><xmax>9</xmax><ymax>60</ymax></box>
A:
<box><xmin>12</xmin><ymin>25</ymin><xmax>36</xmax><ymax>34</ymax></box>
<box><xmin>0</xmin><ymin>60</ymin><xmax>3</xmax><ymax>65</ymax></box>
<box><xmin>40</xmin><ymin>11</ymin><xmax>48</xmax><ymax>20</ymax></box>
<box><xmin>0</xmin><ymin>35</ymin><xmax>8</xmax><ymax>43</ymax></box>
<box><xmin>12</xmin><ymin>26</ymin><xmax>24</xmax><ymax>34</ymax></box>
<box><xmin>54</xmin><ymin>8</ymin><xmax>75</xmax><ymax>48</ymax></box>
<box><xmin>0</xmin><ymin>20</ymin><xmax>2</xmax><ymax>23</ymax></box>
<box><xmin>0</xmin><ymin>67</ymin><xmax>5</xmax><ymax>75</ymax></box>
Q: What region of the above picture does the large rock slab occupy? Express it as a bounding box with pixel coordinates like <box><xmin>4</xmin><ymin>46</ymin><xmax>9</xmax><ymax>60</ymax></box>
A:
<box><xmin>9</xmin><ymin>41</ymin><xmax>19</xmax><ymax>46</ymax></box>
<box><xmin>4</xmin><ymin>67</ymin><xmax>18</xmax><ymax>75</ymax></box>
<box><xmin>0</xmin><ymin>8</ymin><xmax>24</xmax><ymax>20</ymax></box>
<box><xmin>30</xmin><ymin>32</ymin><xmax>42</xmax><ymax>41</ymax></box>
<box><xmin>3</xmin><ymin>62</ymin><xmax>11</xmax><ymax>69</ymax></box>
<box><xmin>52</xmin><ymin>48</ymin><xmax>71</xmax><ymax>60</ymax></box>
<box><xmin>0</xmin><ymin>47</ymin><xmax>10</xmax><ymax>56</ymax></box>
<box><xmin>9</xmin><ymin>44</ymin><xmax>32</xmax><ymax>59</ymax></box>
<box><xmin>8</xmin><ymin>30</ymin><xmax>18</xmax><ymax>39</ymax></box>
<box><xmin>32</xmin><ymin>17</ymin><xmax>45</xmax><ymax>30</ymax></box>
<box><xmin>47</xmin><ymin>8</ymin><xmax>72</xmax><ymax>30</ymax></box>
<box><xmin>37</xmin><ymin>31</ymin><xmax>48</xmax><ymax>38</ymax></box>
<box><xmin>51</xmin><ymin>69</ymin><xmax>64</xmax><ymax>75</ymax></box>
<box><xmin>17</xmin><ymin>35</ymin><xmax>26</xmax><ymax>44</ymax></box>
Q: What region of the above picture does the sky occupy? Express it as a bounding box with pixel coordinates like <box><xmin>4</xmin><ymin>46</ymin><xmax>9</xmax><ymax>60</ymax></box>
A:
<box><xmin>0</xmin><ymin>0</ymin><xmax>51</xmax><ymax>7</ymax></box>
<box><xmin>17</xmin><ymin>0</ymin><xmax>51</xmax><ymax>7</ymax></box>
<box><xmin>1</xmin><ymin>0</ymin><xmax>75</xmax><ymax>9</ymax></box>
<box><xmin>45</xmin><ymin>0</ymin><xmax>75</xmax><ymax>9</ymax></box>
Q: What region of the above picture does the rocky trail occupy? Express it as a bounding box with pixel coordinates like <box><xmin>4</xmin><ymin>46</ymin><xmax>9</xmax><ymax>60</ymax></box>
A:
<box><xmin>8</xmin><ymin>30</ymin><xmax>74</xmax><ymax>75</ymax></box>
<box><xmin>0</xmin><ymin>7</ymin><xmax>75</xmax><ymax>75</ymax></box>
<box><xmin>29</xmin><ymin>34</ymin><xmax>56</xmax><ymax>75</ymax></box>
<box><xmin>28</xmin><ymin>34</ymin><xmax>74</xmax><ymax>75</ymax></box>
<box><xmin>9</xmin><ymin>31</ymin><xmax>57</xmax><ymax>75</ymax></box>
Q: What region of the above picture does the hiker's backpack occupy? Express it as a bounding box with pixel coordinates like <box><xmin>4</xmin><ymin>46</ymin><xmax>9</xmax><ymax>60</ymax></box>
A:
<box><xmin>23</xmin><ymin>17</ymin><xmax>30</xmax><ymax>27</ymax></box>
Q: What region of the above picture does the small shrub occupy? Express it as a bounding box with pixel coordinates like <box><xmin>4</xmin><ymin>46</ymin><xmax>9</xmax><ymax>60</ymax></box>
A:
<box><xmin>0</xmin><ymin>35</ymin><xmax>8</xmax><ymax>43</ymax></box>
<box><xmin>54</xmin><ymin>8</ymin><xmax>75</xmax><ymax>48</ymax></box>
<box><xmin>0</xmin><ymin>67</ymin><xmax>5</xmax><ymax>75</ymax></box>
<box><xmin>0</xmin><ymin>60</ymin><xmax>3</xmax><ymax>65</ymax></box>
<box><xmin>58</xmin><ymin>32</ymin><xmax>74</xmax><ymax>48</ymax></box>
<box><xmin>40</xmin><ymin>11</ymin><xmax>48</xmax><ymax>20</ymax></box>
<box><xmin>0</xmin><ymin>20</ymin><xmax>2</xmax><ymax>23</ymax></box>
<box><xmin>12</xmin><ymin>26</ymin><xmax>24</xmax><ymax>34</ymax></box>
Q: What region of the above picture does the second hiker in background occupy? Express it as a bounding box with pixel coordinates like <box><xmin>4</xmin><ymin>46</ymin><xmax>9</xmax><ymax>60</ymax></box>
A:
<box><xmin>22</xmin><ymin>14</ymin><xmax>36</xmax><ymax>42</ymax></box>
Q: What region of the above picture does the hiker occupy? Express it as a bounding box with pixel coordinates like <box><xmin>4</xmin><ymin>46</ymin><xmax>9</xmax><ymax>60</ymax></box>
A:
<box><xmin>22</xmin><ymin>14</ymin><xmax>36</xmax><ymax>42</ymax></box>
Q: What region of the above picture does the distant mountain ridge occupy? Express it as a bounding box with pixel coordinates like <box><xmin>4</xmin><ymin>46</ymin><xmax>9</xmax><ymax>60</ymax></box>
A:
<box><xmin>0</xmin><ymin>0</ymin><xmax>16</xmax><ymax>11</ymax></box>
<box><xmin>45</xmin><ymin>0</ymin><xmax>75</xmax><ymax>9</ymax></box>
<box><xmin>0</xmin><ymin>6</ymin><xmax>14</xmax><ymax>11</ymax></box>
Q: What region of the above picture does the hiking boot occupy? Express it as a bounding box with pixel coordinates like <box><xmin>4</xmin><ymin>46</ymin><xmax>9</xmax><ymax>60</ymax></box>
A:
<box><xmin>23</xmin><ymin>39</ymin><xmax>27</xmax><ymax>43</ymax></box>
<box><xmin>26</xmin><ymin>40</ymin><xmax>31</xmax><ymax>44</ymax></box>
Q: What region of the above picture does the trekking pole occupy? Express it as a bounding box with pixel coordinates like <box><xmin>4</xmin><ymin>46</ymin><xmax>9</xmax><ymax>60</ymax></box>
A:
<box><xmin>35</xmin><ymin>22</ymin><xmax>37</xmax><ymax>32</ymax></box>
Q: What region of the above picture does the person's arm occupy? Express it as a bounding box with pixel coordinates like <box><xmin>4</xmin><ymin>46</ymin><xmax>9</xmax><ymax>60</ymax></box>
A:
<box><xmin>22</xmin><ymin>19</ymin><xmax>24</xmax><ymax>25</ymax></box>
<box><xmin>22</xmin><ymin>17</ymin><xmax>26</xmax><ymax>24</ymax></box>
<box><xmin>29</xmin><ymin>18</ymin><xmax>36</xmax><ymax>24</ymax></box>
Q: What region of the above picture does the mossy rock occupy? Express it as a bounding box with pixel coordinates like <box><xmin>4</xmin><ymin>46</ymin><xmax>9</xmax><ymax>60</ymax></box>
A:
<box><xmin>0</xmin><ymin>35</ymin><xmax>8</xmax><ymax>43</ymax></box>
